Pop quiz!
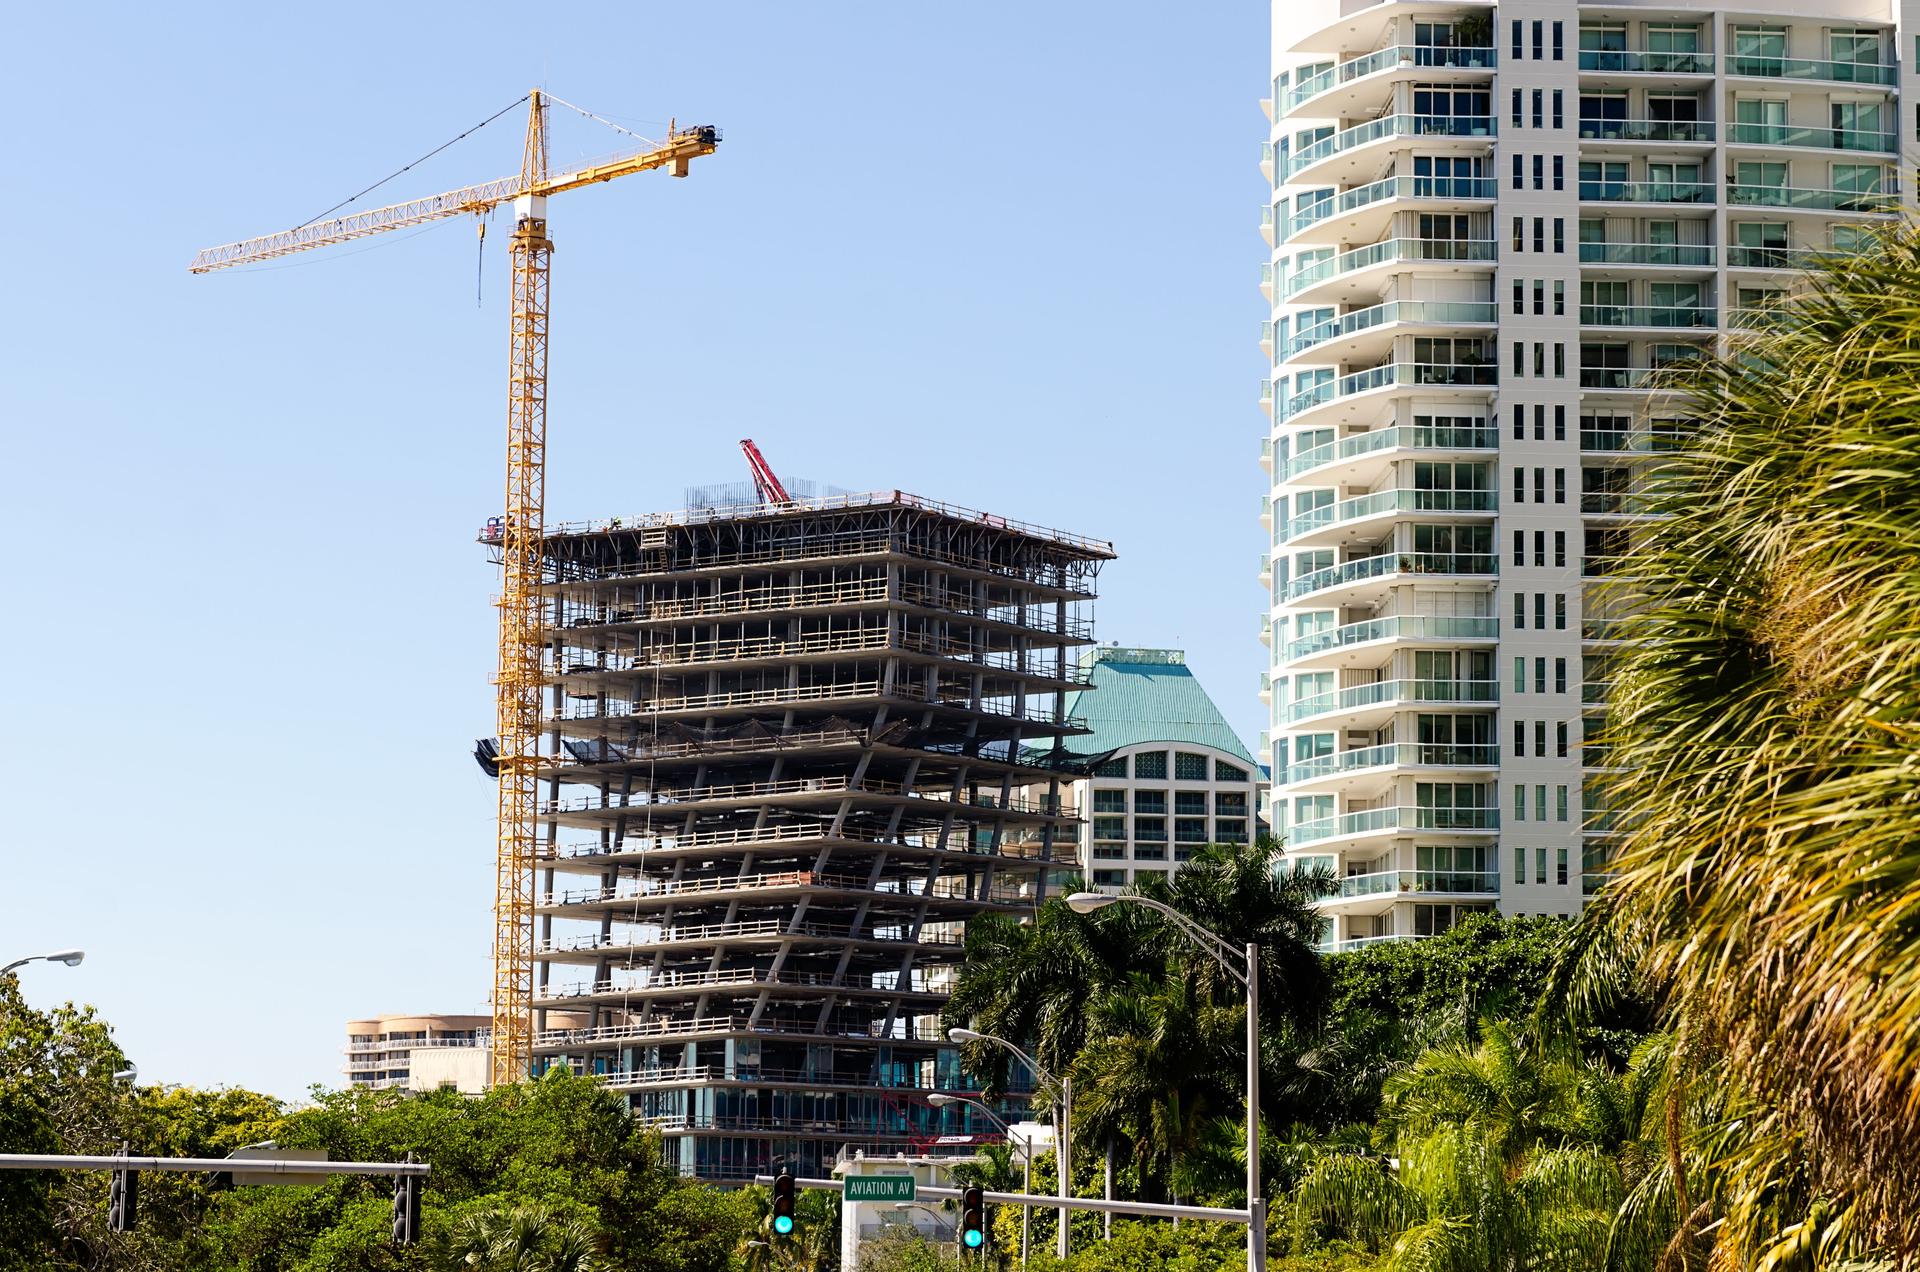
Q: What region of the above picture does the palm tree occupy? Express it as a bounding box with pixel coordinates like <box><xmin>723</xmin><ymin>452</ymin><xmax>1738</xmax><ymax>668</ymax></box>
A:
<box><xmin>435</xmin><ymin>1200</ymin><xmax>602</xmax><ymax>1272</ymax></box>
<box><xmin>1593</xmin><ymin>224</ymin><xmax>1920</xmax><ymax>1262</ymax></box>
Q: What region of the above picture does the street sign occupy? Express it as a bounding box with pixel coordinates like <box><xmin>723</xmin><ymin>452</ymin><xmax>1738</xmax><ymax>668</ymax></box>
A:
<box><xmin>227</xmin><ymin>1147</ymin><xmax>328</xmax><ymax>1187</ymax></box>
<box><xmin>845</xmin><ymin>1174</ymin><xmax>916</xmax><ymax>1202</ymax></box>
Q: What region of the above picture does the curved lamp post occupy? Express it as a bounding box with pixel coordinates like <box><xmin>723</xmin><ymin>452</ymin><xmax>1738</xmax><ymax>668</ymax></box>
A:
<box><xmin>947</xmin><ymin>1026</ymin><xmax>1072</xmax><ymax>1259</ymax></box>
<box><xmin>1</xmin><ymin>949</ymin><xmax>85</xmax><ymax>977</ymax></box>
<box><xmin>1066</xmin><ymin>891</ymin><xmax>1267</xmax><ymax>1272</ymax></box>
<box><xmin>929</xmin><ymin>1092</ymin><xmax>1042</xmax><ymax>1267</ymax></box>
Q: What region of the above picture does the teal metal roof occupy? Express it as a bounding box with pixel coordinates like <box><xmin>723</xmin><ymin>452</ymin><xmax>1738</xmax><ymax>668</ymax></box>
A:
<box><xmin>1057</xmin><ymin>647</ymin><xmax>1257</xmax><ymax>766</ymax></box>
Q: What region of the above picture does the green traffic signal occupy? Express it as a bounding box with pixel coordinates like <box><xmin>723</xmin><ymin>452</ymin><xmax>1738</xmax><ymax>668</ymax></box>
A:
<box><xmin>773</xmin><ymin>1214</ymin><xmax>794</xmax><ymax>1235</ymax></box>
<box><xmin>964</xmin><ymin>1228</ymin><xmax>984</xmax><ymax>1248</ymax></box>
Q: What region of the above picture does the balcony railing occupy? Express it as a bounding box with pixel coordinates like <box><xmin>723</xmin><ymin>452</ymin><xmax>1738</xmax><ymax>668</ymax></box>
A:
<box><xmin>1288</xmin><ymin>678</ymin><xmax>1498</xmax><ymax>724</ymax></box>
<box><xmin>1283</xmin><ymin>742</ymin><xmax>1500</xmax><ymax>786</ymax></box>
<box><xmin>1318</xmin><ymin>933</ymin><xmax>1427</xmax><ymax>954</ymax></box>
<box><xmin>1289</xmin><ymin>114</ymin><xmax>1495</xmax><ymax>176</ymax></box>
<box><xmin>1579</xmin><ymin>180</ymin><xmax>1713</xmax><ymax>204</ymax></box>
<box><xmin>1284</xmin><ymin>423</ymin><xmax>1498</xmax><ymax>480</ymax></box>
<box><xmin>1289</xmin><ymin>804</ymin><xmax>1501</xmax><ymax>845</ymax></box>
<box><xmin>1725</xmin><ymin>54</ymin><xmax>1896</xmax><ymax>86</ymax></box>
<box><xmin>1281</xmin><ymin>359</ymin><xmax>1497</xmax><ymax>421</ymax></box>
<box><xmin>1726</xmin><ymin>122</ymin><xmax>1896</xmax><ymax>152</ymax></box>
<box><xmin>1727</xmin><ymin>182</ymin><xmax>1893</xmax><ymax>211</ymax></box>
<box><xmin>1578</xmin><ymin>305</ymin><xmax>1716</xmax><ymax>328</ymax></box>
<box><xmin>1578</xmin><ymin>366</ymin><xmax>1688</xmax><ymax>390</ymax></box>
<box><xmin>1285</xmin><ymin>236</ymin><xmax>1497</xmax><ymax>299</ymax></box>
<box><xmin>1578</xmin><ymin>241</ymin><xmax>1714</xmax><ymax>267</ymax></box>
<box><xmin>1286</xmin><ymin>174</ymin><xmax>1497</xmax><ymax>238</ymax></box>
<box><xmin>1284</xmin><ymin>551</ymin><xmax>1498</xmax><ymax>601</ymax></box>
<box><xmin>1284</xmin><ymin>46</ymin><xmax>1496</xmax><ymax>113</ymax></box>
<box><xmin>1580</xmin><ymin>491</ymin><xmax>1656</xmax><ymax>515</ymax></box>
<box><xmin>1579</xmin><ymin>429</ymin><xmax>1683</xmax><ymax>453</ymax></box>
<box><xmin>1329</xmin><ymin>868</ymin><xmax>1502</xmax><ymax>899</ymax></box>
<box><xmin>1282</xmin><ymin>614</ymin><xmax>1498</xmax><ymax>663</ymax></box>
<box><xmin>1725</xmin><ymin>245</ymin><xmax>1823</xmax><ymax>269</ymax></box>
<box><xmin>1285</xmin><ymin>487</ymin><xmax>1497</xmax><ymax>541</ymax></box>
<box><xmin>1288</xmin><ymin>300</ymin><xmax>1498</xmax><ymax>358</ymax></box>
<box><xmin>1576</xmin><ymin>118</ymin><xmax>1714</xmax><ymax>143</ymax></box>
<box><xmin>1576</xmin><ymin>50</ymin><xmax>1714</xmax><ymax>74</ymax></box>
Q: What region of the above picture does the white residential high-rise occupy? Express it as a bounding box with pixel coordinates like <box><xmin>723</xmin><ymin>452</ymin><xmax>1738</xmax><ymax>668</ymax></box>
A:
<box><xmin>1262</xmin><ymin>0</ymin><xmax>1912</xmax><ymax>949</ymax></box>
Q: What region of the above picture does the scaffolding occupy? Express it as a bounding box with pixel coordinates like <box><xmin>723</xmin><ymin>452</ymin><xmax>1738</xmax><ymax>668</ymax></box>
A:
<box><xmin>479</xmin><ymin>490</ymin><xmax>1112</xmax><ymax>1181</ymax></box>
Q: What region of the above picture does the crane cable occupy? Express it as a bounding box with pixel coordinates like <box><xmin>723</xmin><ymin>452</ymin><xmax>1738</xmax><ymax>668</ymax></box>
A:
<box><xmin>295</xmin><ymin>93</ymin><xmax>532</xmax><ymax>231</ymax></box>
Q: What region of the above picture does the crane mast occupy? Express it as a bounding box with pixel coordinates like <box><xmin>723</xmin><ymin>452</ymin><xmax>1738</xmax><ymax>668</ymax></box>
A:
<box><xmin>190</xmin><ymin>91</ymin><xmax>721</xmax><ymax>1085</ymax></box>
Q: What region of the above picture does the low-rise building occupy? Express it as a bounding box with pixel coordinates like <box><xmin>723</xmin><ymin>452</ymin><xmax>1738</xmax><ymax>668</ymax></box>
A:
<box><xmin>343</xmin><ymin>1014</ymin><xmax>490</xmax><ymax>1091</ymax></box>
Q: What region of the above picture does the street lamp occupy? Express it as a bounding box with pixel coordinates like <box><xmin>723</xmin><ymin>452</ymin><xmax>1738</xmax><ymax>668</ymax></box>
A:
<box><xmin>928</xmin><ymin>1093</ymin><xmax>1039</xmax><ymax>1268</ymax></box>
<box><xmin>1</xmin><ymin>949</ymin><xmax>85</xmax><ymax>976</ymax></box>
<box><xmin>946</xmin><ymin>1027</ymin><xmax>1073</xmax><ymax>1259</ymax></box>
<box><xmin>1067</xmin><ymin>891</ymin><xmax>1267</xmax><ymax>1272</ymax></box>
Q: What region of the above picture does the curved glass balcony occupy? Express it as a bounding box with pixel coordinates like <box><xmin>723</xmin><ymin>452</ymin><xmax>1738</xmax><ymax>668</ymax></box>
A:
<box><xmin>1577</xmin><ymin>50</ymin><xmax>1714</xmax><ymax>74</ymax></box>
<box><xmin>1287</xmin><ymin>175</ymin><xmax>1497</xmax><ymax>240</ymax></box>
<box><xmin>1578</xmin><ymin>242</ymin><xmax>1714</xmax><ymax>267</ymax></box>
<box><xmin>1726</xmin><ymin>122</ymin><xmax>1896</xmax><ymax>153</ymax></box>
<box><xmin>1289</xmin><ymin>804</ymin><xmax>1500</xmax><ymax>845</ymax></box>
<box><xmin>1287</xmin><ymin>300</ymin><xmax>1497</xmax><ymax>359</ymax></box>
<box><xmin>1284</xmin><ymin>422</ymin><xmax>1498</xmax><ymax>482</ymax></box>
<box><xmin>1283</xmin><ymin>46</ymin><xmax>1496</xmax><ymax>115</ymax></box>
<box><xmin>1289</xmin><ymin>114</ymin><xmax>1495</xmax><ymax>178</ymax></box>
<box><xmin>1576</xmin><ymin>119</ymin><xmax>1714</xmax><ymax>143</ymax></box>
<box><xmin>1283</xmin><ymin>551</ymin><xmax>1497</xmax><ymax>602</ymax></box>
<box><xmin>1725</xmin><ymin>55</ymin><xmax>1896</xmax><ymax>86</ymax></box>
<box><xmin>1288</xmin><ymin>677</ymin><xmax>1498</xmax><ymax>724</ymax></box>
<box><xmin>1284</xmin><ymin>487</ymin><xmax>1497</xmax><ymax>543</ymax></box>
<box><xmin>1725</xmin><ymin>245</ymin><xmax>1823</xmax><ymax>269</ymax></box>
<box><xmin>1284</xmin><ymin>236</ymin><xmax>1497</xmax><ymax>301</ymax></box>
<box><xmin>1281</xmin><ymin>359</ymin><xmax>1497</xmax><ymax>422</ymax></box>
<box><xmin>1325</xmin><ymin>868</ymin><xmax>1502</xmax><ymax>900</ymax></box>
<box><xmin>1282</xmin><ymin>614</ymin><xmax>1497</xmax><ymax>663</ymax></box>
<box><xmin>1282</xmin><ymin>742</ymin><xmax>1499</xmax><ymax>786</ymax></box>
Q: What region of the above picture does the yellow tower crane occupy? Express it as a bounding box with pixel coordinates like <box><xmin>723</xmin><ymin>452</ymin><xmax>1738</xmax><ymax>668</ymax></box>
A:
<box><xmin>191</xmin><ymin>91</ymin><xmax>721</xmax><ymax>1085</ymax></box>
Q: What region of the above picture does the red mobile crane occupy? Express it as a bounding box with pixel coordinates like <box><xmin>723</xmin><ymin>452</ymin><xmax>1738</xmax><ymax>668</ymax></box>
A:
<box><xmin>739</xmin><ymin>438</ymin><xmax>792</xmax><ymax>505</ymax></box>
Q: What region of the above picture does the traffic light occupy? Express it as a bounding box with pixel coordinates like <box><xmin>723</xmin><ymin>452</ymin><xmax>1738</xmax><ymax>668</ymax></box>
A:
<box><xmin>771</xmin><ymin>1170</ymin><xmax>797</xmax><ymax>1236</ymax></box>
<box><xmin>107</xmin><ymin>1155</ymin><xmax>137</xmax><ymax>1233</ymax></box>
<box><xmin>960</xmin><ymin>1185</ymin><xmax>985</xmax><ymax>1250</ymax></box>
<box><xmin>390</xmin><ymin>1173</ymin><xmax>420</xmax><ymax>1245</ymax></box>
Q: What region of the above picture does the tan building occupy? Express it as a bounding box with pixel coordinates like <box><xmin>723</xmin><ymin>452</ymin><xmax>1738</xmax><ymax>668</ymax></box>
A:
<box><xmin>343</xmin><ymin>1014</ymin><xmax>490</xmax><ymax>1092</ymax></box>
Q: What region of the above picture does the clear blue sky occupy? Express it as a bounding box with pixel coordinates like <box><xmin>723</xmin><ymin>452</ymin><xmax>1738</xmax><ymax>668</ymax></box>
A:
<box><xmin>1</xmin><ymin>2</ymin><xmax>1268</xmax><ymax>1099</ymax></box>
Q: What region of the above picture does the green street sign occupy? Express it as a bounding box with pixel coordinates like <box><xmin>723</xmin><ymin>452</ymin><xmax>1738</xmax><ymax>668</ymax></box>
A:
<box><xmin>845</xmin><ymin>1175</ymin><xmax>916</xmax><ymax>1202</ymax></box>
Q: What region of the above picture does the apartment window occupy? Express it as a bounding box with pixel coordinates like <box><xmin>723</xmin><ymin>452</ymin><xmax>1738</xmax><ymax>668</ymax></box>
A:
<box><xmin>1133</xmin><ymin>751</ymin><xmax>1167</xmax><ymax>779</ymax></box>
<box><xmin>1174</xmin><ymin>791</ymin><xmax>1207</xmax><ymax>816</ymax></box>
<box><xmin>1093</xmin><ymin>789</ymin><xmax>1127</xmax><ymax>813</ymax></box>
<box><xmin>1533</xmin><ymin>530</ymin><xmax>1545</xmax><ymax>567</ymax></box>
<box><xmin>1557</xmin><ymin>721</ymin><xmax>1569</xmax><ymax>758</ymax></box>
<box><xmin>1513</xmin><ymin>277</ymin><xmax>1525</xmax><ymax>313</ymax></box>
<box><xmin>1555</xmin><ymin>657</ymin><xmax>1568</xmax><ymax>693</ymax></box>
<box><xmin>1534</xmin><ymin>592</ymin><xmax>1546</xmax><ymax>628</ymax></box>
<box><xmin>1134</xmin><ymin>789</ymin><xmax>1167</xmax><ymax>815</ymax></box>
<box><xmin>1513</xmin><ymin>403</ymin><xmax>1525</xmax><ymax>439</ymax></box>
<box><xmin>1174</xmin><ymin>751</ymin><xmax>1208</xmax><ymax>780</ymax></box>
<box><xmin>1512</xmin><ymin>19</ymin><xmax>1522</xmax><ymax>60</ymax></box>
<box><xmin>1092</xmin><ymin>869</ymin><xmax>1126</xmax><ymax>887</ymax></box>
<box><xmin>1514</xmin><ymin>783</ymin><xmax>1527</xmax><ymax>819</ymax></box>
<box><xmin>1092</xmin><ymin>816</ymin><xmax>1127</xmax><ymax>842</ymax></box>
<box><xmin>1512</xmin><ymin>530</ymin><xmax>1525</xmax><ymax>566</ymax></box>
<box><xmin>1534</xmin><ymin>657</ymin><xmax>1548</xmax><ymax>693</ymax></box>
<box><xmin>1216</xmin><ymin>789</ymin><xmax>1249</xmax><ymax>814</ymax></box>
<box><xmin>1553</xmin><ymin>219</ymin><xmax>1565</xmax><ymax>252</ymax></box>
<box><xmin>1533</xmin><ymin>342</ymin><xmax>1545</xmax><ymax>376</ymax></box>
<box><xmin>1214</xmin><ymin>759</ymin><xmax>1249</xmax><ymax>783</ymax></box>
<box><xmin>1174</xmin><ymin>817</ymin><xmax>1208</xmax><ymax>844</ymax></box>
<box><xmin>1513</xmin><ymin>216</ymin><xmax>1524</xmax><ymax>250</ymax></box>
<box><xmin>1134</xmin><ymin>816</ymin><xmax>1167</xmax><ymax>843</ymax></box>
<box><xmin>1514</xmin><ymin>341</ymin><xmax>1525</xmax><ymax>374</ymax></box>
<box><xmin>1533</xmin><ymin>154</ymin><xmax>1544</xmax><ymax>190</ymax></box>
<box><xmin>1554</xmin><ymin>404</ymin><xmax>1566</xmax><ymax>439</ymax></box>
<box><xmin>1513</xmin><ymin>591</ymin><xmax>1525</xmax><ymax>628</ymax></box>
<box><xmin>1532</xmin><ymin>20</ymin><xmax>1543</xmax><ymax>59</ymax></box>
<box><xmin>1513</xmin><ymin>657</ymin><xmax>1526</xmax><ymax>692</ymax></box>
<box><xmin>1533</xmin><ymin>720</ymin><xmax>1547</xmax><ymax>756</ymax></box>
<box><xmin>1514</xmin><ymin>847</ymin><xmax>1526</xmax><ymax>882</ymax></box>
<box><xmin>1552</xmin><ymin>89</ymin><xmax>1564</xmax><ymax>129</ymax></box>
<box><xmin>1553</xmin><ymin>282</ymin><xmax>1565</xmax><ymax>317</ymax></box>
<box><xmin>1533</xmin><ymin>467</ymin><xmax>1545</xmax><ymax>502</ymax></box>
<box><xmin>1215</xmin><ymin>818</ymin><xmax>1248</xmax><ymax>844</ymax></box>
<box><xmin>1554</xmin><ymin>468</ymin><xmax>1567</xmax><ymax>503</ymax></box>
<box><xmin>1532</xmin><ymin>88</ymin><xmax>1544</xmax><ymax>128</ymax></box>
<box><xmin>1534</xmin><ymin>404</ymin><xmax>1545</xmax><ymax>439</ymax></box>
<box><xmin>1511</xmin><ymin>87</ymin><xmax>1523</xmax><ymax>126</ymax></box>
<box><xmin>1535</xmin><ymin>847</ymin><xmax>1548</xmax><ymax>883</ymax></box>
<box><xmin>1555</xmin><ymin>593</ymin><xmax>1567</xmax><ymax>629</ymax></box>
<box><xmin>1552</xmin><ymin>20</ymin><xmax>1564</xmax><ymax>60</ymax></box>
<box><xmin>1553</xmin><ymin>155</ymin><xmax>1564</xmax><ymax>191</ymax></box>
<box><xmin>1512</xmin><ymin>153</ymin><xmax>1524</xmax><ymax>189</ymax></box>
<box><xmin>1535</xmin><ymin>783</ymin><xmax>1548</xmax><ymax>820</ymax></box>
<box><xmin>1512</xmin><ymin>464</ymin><xmax>1525</xmax><ymax>502</ymax></box>
<box><xmin>1533</xmin><ymin>279</ymin><xmax>1544</xmax><ymax>314</ymax></box>
<box><xmin>1513</xmin><ymin>720</ymin><xmax>1525</xmax><ymax>756</ymax></box>
<box><xmin>1533</xmin><ymin>216</ymin><xmax>1545</xmax><ymax>252</ymax></box>
<box><xmin>1557</xmin><ymin>786</ymin><xmax>1570</xmax><ymax>823</ymax></box>
<box><xmin>1553</xmin><ymin>344</ymin><xmax>1565</xmax><ymax>377</ymax></box>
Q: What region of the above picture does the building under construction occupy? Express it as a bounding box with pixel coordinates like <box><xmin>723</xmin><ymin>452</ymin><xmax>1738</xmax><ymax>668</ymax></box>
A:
<box><xmin>482</xmin><ymin>488</ymin><xmax>1113</xmax><ymax>1180</ymax></box>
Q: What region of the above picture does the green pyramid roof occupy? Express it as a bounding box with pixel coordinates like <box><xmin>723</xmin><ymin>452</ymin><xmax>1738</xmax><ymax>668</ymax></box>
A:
<box><xmin>1058</xmin><ymin>647</ymin><xmax>1256</xmax><ymax>766</ymax></box>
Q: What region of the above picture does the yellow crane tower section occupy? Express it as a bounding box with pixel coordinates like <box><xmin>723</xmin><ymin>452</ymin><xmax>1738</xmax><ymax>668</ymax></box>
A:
<box><xmin>191</xmin><ymin>91</ymin><xmax>721</xmax><ymax>1086</ymax></box>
